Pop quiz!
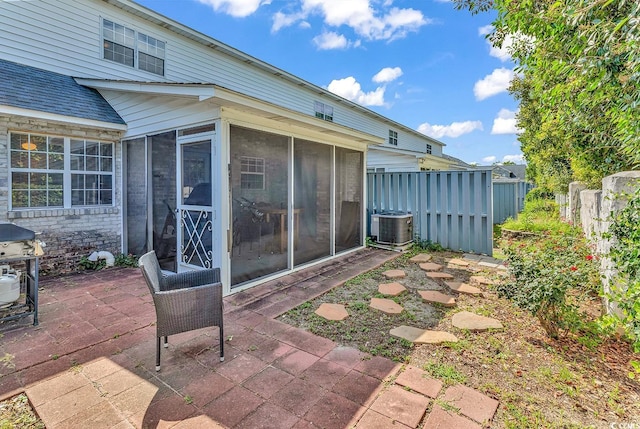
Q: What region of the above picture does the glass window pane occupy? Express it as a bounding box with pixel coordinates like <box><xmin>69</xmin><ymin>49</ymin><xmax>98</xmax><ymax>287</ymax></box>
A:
<box><xmin>70</xmin><ymin>155</ymin><xmax>83</xmax><ymax>171</ymax></box>
<box><xmin>72</xmin><ymin>190</ymin><xmax>84</xmax><ymax>206</ymax></box>
<box><xmin>31</xmin><ymin>191</ymin><xmax>47</xmax><ymax>207</ymax></box>
<box><xmin>49</xmin><ymin>190</ymin><xmax>63</xmax><ymax>206</ymax></box>
<box><xmin>30</xmin><ymin>173</ymin><xmax>47</xmax><ymax>189</ymax></box>
<box><xmin>50</xmin><ymin>174</ymin><xmax>63</xmax><ymax>188</ymax></box>
<box><xmin>49</xmin><ymin>153</ymin><xmax>64</xmax><ymax>170</ymax></box>
<box><xmin>100</xmin><ymin>157</ymin><xmax>112</xmax><ymax>172</ymax></box>
<box><xmin>71</xmin><ymin>174</ymin><xmax>84</xmax><ymax>189</ymax></box>
<box><xmin>30</xmin><ymin>152</ymin><xmax>47</xmax><ymax>169</ymax></box>
<box><xmin>12</xmin><ymin>190</ymin><xmax>29</xmax><ymax>208</ymax></box>
<box><xmin>86</xmin><ymin>141</ymin><xmax>98</xmax><ymax>155</ymax></box>
<box><xmin>10</xmin><ymin>133</ymin><xmax>28</xmax><ymax>150</ymax></box>
<box><xmin>11</xmin><ymin>172</ymin><xmax>28</xmax><ymax>189</ymax></box>
<box><xmin>11</xmin><ymin>151</ymin><xmax>28</xmax><ymax>168</ymax></box>
<box><xmin>71</xmin><ymin>139</ymin><xmax>85</xmax><ymax>154</ymax></box>
<box><xmin>100</xmin><ymin>143</ymin><xmax>113</xmax><ymax>157</ymax></box>
<box><xmin>49</xmin><ymin>137</ymin><xmax>64</xmax><ymax>153</ymax></box>
<box><xmin>86</xmin><ymin>156</ymin><xmax>99</xmax><ymax>171</ymax></box>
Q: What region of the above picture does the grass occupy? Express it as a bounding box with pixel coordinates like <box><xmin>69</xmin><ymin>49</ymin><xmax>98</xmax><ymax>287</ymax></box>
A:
<box><xmin>422</xmin><ymin>362</ymin><xmax>467</xmax><ymax>385</ymax></box>
<box><xmin>0</xmin><ymin>393</ymin><xmax>45</xmax><ymax>429</ymax></box>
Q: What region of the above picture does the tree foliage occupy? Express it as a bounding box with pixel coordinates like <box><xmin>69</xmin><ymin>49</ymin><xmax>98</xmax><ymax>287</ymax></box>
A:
<box><xmin>455</xmin><ymin>0</ymin><xmax>640</xmax><ymax>191</ymax></box>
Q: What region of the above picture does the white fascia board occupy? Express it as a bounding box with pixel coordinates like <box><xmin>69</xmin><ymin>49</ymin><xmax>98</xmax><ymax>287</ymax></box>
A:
<box><xmin>74</xmin><ymin>79</ymin><xmax>216</xmax><ymax>101</ymax></box>
<box><xmin>0</xmin><ymin>105</ymin><xmax>127</xmax><ymax>131</ymax></box>
<box><xmin>369</xmin><ymin>145</ymin><xmax>427</xmax><ymax>158</ymax></box>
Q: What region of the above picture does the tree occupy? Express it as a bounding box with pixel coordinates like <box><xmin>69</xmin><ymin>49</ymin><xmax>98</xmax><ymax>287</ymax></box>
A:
<box><xmin>455</xmin><ymin>0</ymin><xmax>640</xmax><ymax>191</ymax></box>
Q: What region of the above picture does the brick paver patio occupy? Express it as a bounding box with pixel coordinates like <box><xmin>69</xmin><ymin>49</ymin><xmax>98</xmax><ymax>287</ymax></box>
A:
<box><xmin>0</xmin><ymin>248</ymin><xmax>500</xmax><ymax>428</ymax></box>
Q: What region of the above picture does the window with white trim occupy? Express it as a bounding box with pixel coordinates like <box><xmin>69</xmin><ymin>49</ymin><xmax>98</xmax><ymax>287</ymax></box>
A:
<box><xmin>314</xmin><ymin>101</ymin><xmax>334</xmax><ymax>122</ymax></box>
<box><xmin>240</xmin><ymin>156</ymin><xmax>265</xmax><ymax>190</ymax></box>
<box><xmin>389</xmin><ymin>130</ymin><xmax>398</xmax><ymax>146</ymax></box>
<box><xmin>10</xmin><ymin>133</ymin><xmax>114</xmax><ymax>209</ymax></box>
<box><xmin>102</xmin><ymin>19</ymin><xmax>165</xmax><ymax>76</ymax></box>
<box><xmin>426</xmin><ymin>143</ymin><xmax>432</xmax><ymax>154</ymax></box>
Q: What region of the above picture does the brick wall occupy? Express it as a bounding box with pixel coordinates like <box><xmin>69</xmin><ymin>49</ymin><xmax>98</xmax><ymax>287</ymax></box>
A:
<box><xmin>0</xmin><ymin>115</ymin><xmax>124</xmax><ymax>275</ymax></box>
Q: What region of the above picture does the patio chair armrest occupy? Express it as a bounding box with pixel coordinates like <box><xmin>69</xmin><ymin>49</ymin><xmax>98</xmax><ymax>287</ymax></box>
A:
<box><xmin>161</xmin><ymin>268</ymin><xmax>221</xmax><ymax>291</ymax></box>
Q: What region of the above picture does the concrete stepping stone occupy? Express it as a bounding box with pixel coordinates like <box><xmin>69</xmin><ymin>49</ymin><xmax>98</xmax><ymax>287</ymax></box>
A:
<box><xmin>390</xmin><ymin>326</ymin><xmax>458</xmax><ymax>344</ymax></box>
<box><xmin>478</xmin><ymin>261</ymin><xmax>499</xmax><ymax>269</ymax></box>
<box><xmin>443</xmin><ymin>385</ymin><xmax>499</xmax><ymax>424</ymax></box>
<box><xmin>315</xmin><ymin>303</ymin><xmax>349</xmax><ymax>321</ymax></box>
<box><xmin>383</xmin><ymin>269</ymin><xmax>406</xmax><ymax>280</ymax></box>
<box><xmin>448</xmin><ymin>258</ymin><xmax>470</xmax><ymax>267</ymax></box>
<box><xmin>378</xmin><ymin>282</ymin><xmax>407</xmax><ymax>296</ymax></box>
<box><xmin>409</xmin><ymin>253</ymin><xmax>432</xmax><ymax>263</ymax></box>
<box><xmin>370</xmin><ymin>385</ymin><xmax>430</xmax><ymax>428</ymax></box>
<box><xmin>425</xmin><ymin>405</ymin><xmax>482</xmax><ymax>429</ymax></box>
<box><xmin>425</xmin><ymin>271</ymin><xmax>454</xmax><ymax>280</ymax></box>
<box><xmin>418</xmin><ymin>290</ymin><xmax>456</xmax><ymax>307</ymax></box>
<box><xmin>395</xmin><ymin>365</ymin><xmax>442</xmax><ymax>398</ymax></box>
<box><xmin>452</xmin><ymin>311</ymin><xmax>503</xmax><ymax>332</ymax></box>
<box><xmin>370</xmin><ymin>298</ymin><xmax>403</xmax><ymax>314</ymax></box>
<box><xmin>419</xmin><ymin>262</ymin><xmax>443</xmax><ymax>272</ymax></box>
<box><xmin>445</xmin><ymin>281</ymin><xmax>483</xmax><ymax>296</ymax></box>
<box><xmin>469</xmin><ymin>276</ymin><xmax>495</xmax><ymax>286</ymax></box>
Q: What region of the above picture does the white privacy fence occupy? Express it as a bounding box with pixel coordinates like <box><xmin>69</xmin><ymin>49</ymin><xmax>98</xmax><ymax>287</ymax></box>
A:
<box><xmin>367</xmin><ymin>170</ymin><xmax>493</xmax><ymax>255</ymax></box>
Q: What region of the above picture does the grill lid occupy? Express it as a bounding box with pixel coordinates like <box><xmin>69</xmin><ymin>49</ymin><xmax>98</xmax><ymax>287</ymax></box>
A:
<box><xmin>0</xmin><ymin>223</ymin><xmax>36</xmax><ymax>242</ymax></box>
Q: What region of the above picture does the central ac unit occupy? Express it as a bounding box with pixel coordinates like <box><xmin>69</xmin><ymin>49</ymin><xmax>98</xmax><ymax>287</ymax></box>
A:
<box><xmin>370</xmin><ymin>213</ymin><xmax>413</xmax><ymax>245</ymax></box>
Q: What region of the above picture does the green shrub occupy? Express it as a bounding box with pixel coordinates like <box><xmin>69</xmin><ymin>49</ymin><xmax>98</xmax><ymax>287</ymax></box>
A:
<box><xmin>499</xmin><ymin>233</ymin><xmax>600</xmax><ymax>338</ymax></box>
<box><xmin>525</xmin><ymin>187</ymin><xmax>555</xmax><ymax>203</ymax></box>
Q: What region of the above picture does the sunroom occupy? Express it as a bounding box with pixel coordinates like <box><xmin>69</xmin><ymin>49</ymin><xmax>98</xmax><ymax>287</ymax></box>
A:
<box><xmin>81</xmin><ymin>80</ymin><xmax>380</xmax><ymax>295</ymax></box>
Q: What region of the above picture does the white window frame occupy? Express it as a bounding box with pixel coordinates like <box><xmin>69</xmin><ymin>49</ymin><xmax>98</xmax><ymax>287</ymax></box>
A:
<box><xmin>389</xmin><ymin>130</ymin><xmax>398</xmax><ymax>146</ymax></box>
<box><xmin>240</xmin><ymin>156</ymin><xmax>265</xmax><ymax>190</ymax></box>
<box><xmin>9</xmin><ymin>132</ymin><xmax>115</xmax><ymax>210</ymax></box>
<box><xmin>101</xmin><ymin>18</ymin><xmax>166</xmax><ymax>76</ymax></box>
<box><xmin>314</xmin><ymin>101</ymin><xmax>334</xmax><ymax>122</ymax></box>
<box><xmin>426</xmin><ymin>143</ymin><xmax>432</xmax><ymax>154</ymax></box>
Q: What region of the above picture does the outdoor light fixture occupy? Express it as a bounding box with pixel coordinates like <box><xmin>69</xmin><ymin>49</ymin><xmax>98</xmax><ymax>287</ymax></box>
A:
<box><xmin>21</xmin><ymin>141</ymin><xmax>36</xmax><ymax>151</ymax></box>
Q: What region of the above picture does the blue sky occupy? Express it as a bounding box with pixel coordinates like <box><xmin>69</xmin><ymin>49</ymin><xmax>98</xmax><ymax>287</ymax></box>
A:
<box><xmin>135</xmin><ymin>0</ymin><xmax>523</xmax><ymax>165</ymax></box>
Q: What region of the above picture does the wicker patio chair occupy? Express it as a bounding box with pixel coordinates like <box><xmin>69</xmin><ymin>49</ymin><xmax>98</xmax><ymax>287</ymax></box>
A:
<box><xmin>138</xmin><ymin>251</ymin><xmax>224</xmax><ymax>371</ymax></box>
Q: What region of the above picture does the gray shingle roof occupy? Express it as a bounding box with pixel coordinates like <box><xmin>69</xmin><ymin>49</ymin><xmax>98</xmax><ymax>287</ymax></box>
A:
<box><xmin>0</xmin><ymin>59</ymin><xmax>125</xmax><ymax>125</ymax></box>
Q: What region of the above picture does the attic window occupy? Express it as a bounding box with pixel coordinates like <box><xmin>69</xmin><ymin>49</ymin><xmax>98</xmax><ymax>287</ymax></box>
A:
<box><xmin>389</xmin><ymin>130</ymin><xmax>398</xmax><ymax>146</ymax></box>
<box><xmin>314</xmin><ymin>102</ymin><xmax>333</xmax><ymax>122</ymax></box>
<box><xmin>426</xmin><ymin>143</ymin><xmax>432</xmax><ymax>154</ymax></box>
<box><xmin>102</xmin><ymin>19</ymin><xmax>165</xmax><ymax>76</ymax></box>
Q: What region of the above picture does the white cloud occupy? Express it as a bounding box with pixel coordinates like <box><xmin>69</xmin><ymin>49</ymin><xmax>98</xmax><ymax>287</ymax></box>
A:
<box><xmin>491</xmin><ymin>108</ymin><xmax>521</xmax><ymax>134</ymax></box>
<box><xmin>313</xmin><ymin>31</ymin><xmax>349</xmax><ymax>50</ymax></box>
<box><xmin>196</xmin><ymin>0</ymin><xmax>270</xmax><ymax>17</ymax></box>
<box><xmin>473</xmin><ymin>68</ymin><xmax>514</xmax><ymax>101</ymax></box>
<box><xmin>503</xmin><ymin>154</ymin><xmax>525</xmax><ymax>163</ymax></box>
<box><xmin>478</xmin><ymin>24</ymin><xmax>493</xmax><ymax>36</ymax></box>
<box><xmin>482</xmin><ymin>155</ymin><xmax>497</xmax><ymax>163</ymax></box>
<box><xmin>417</xmin><ymin>120</ymin><xmax>483</xmax><ymax>139</ymax></box>
<box><xmin>327</xmin><ymin>76</ymin><xmax>385</xmax><ymax>106</ymax></box>
<box><xmin>272</xmin><ymin>11</ymin><xmax>306</xmax><ymax>32</ymax></box>
<box><xmin>273</xmin><ymin>0</ymin><xmax>430</xmax><ymax>43</ymax></box>
<box><xmin>372</xmin><ymin>67</ymin><xmax>403</xmax><ymax>83</ymax></box>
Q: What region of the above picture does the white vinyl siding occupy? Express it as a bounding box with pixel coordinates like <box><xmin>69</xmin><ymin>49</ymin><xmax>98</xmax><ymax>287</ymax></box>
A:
<box><xmin>0</xmin><ymin>0</ymin><xmax>442</xmax><ymax>154</ymax></box>
<box><xmin>367</xmin><ymin>149</ymin><xmax>421</xmax><ymax>173</ymax></box>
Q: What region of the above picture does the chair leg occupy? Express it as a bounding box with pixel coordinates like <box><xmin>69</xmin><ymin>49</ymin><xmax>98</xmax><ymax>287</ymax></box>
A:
<box><xmin>156</xmin><ymin>337</ymin><xmax>161</xmax><ymax>372</ymax></box>
<box><xmin>164</xmin><ymin>336</ymin><xmax>168</xmax><ymax>348</ymax></box>
<box><xmin>219</xmin><ymin>324</ymin><xmax>225</xmax><ymax>362</ymax></box>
